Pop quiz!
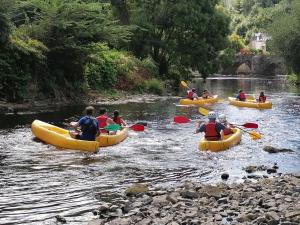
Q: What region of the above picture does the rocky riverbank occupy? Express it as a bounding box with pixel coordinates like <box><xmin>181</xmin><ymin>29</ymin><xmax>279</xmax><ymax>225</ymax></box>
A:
<box><xmin>0</xmin><ymin>93</ymin><xmax>175</xmax><ymax>115</ymax></box>
<box><xmin>87</xmin><ymin>174</ymin><xmax>300</xmax><ymax>225</ymax></box>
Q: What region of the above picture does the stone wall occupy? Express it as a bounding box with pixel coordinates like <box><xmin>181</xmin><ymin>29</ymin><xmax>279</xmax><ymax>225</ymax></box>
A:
<box><xmin>221</xmin><ymin>54</ymin><xmax>286</xmax><ymax>76</ymax></box>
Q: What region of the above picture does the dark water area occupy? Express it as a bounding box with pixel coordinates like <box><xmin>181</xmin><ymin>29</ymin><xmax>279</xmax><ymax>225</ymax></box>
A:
<box><xmin>0</xmin><ymin>76</ymin><xmax>299</xmax><ymax>224</ymax></box>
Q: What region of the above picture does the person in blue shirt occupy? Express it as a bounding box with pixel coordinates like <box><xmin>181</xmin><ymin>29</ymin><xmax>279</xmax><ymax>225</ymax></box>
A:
<box><xmin>195</xmin><ymin>111</ymin><xmax>225</xmax><ymax>141</ymax></box>
<box><xmin>69</xmin><ymin>106</ymin><xmax>99</xmax><ymax>141</ymax></box>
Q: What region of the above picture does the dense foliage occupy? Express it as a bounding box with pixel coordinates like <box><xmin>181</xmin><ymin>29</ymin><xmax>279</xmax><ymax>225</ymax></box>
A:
<box><xmin>268</xmin><ymin>0</ymin><xmax>300</xmax><ymax>81</ymax></box>
<box><xmin>128</xmin><ymin>1</ymin><xmax>230</xmax><ymax>80</ymax></box>
<box><xmin>0</xmin><ymin>0</ymin><xmax>232</xmax><ymax>102</ymax></box>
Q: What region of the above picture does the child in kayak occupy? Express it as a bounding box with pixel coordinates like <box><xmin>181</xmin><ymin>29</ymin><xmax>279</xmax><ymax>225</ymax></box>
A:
<box><xmin>195</xmin><ymin>111</ymin><xmax>225</xmax><ymax>141</ymax></box>
<box><xmin>236</xmin><ymin>90</ymin><xmax>246</xmax><ymax>101</ymax></box>
<box><xmin>257</xmin><ymin>91</ymin><xmax>267</xmax><ymax>102</ymax></box>
<box><xmin>201</xmin><ymin>89</ymin><xmax>212</xmax><ymax>99</ymax></box>
<box><xmin>96</xmin><ymin>108</ymin><xmax>115</xmax><ymax>134</ymax></box>
<box><xmin>218</xmin><ymin>114</ymin><xmax>233</xmax><ymax>135</ymax></box>
<box><xmin>113</xmin><ymin>110</ymin><xmax>127</xmax><ymax>127</ymax></box>
<box><xmin>187</xmin><ymin>88</ymin><xmax>199</xmax><ymax>100</ymax></box>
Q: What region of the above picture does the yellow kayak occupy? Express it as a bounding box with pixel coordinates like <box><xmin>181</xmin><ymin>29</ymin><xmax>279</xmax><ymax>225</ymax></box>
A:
<box><xmin>31</xmin><ymin>120</ymin><xmax>99</xmax><ymax>153</ymax></box>
<box><xmin>199</xmin><ymin>128</ymin><xmax>242</xmax><ymax>152</ymax></box>
<box><xmin>179</xmin><ymin>95</ymin><xmax>218</xmax><ymax>105</ymax></box>
<box><xmin>96</xmin><ymin>128</ymin><xmax>129</xmax><ymax>147</ymax></box>
<box><xmin>228</xmin><ymin>97</ymin><xmax>272</xmax><ymax>109</ymax></box>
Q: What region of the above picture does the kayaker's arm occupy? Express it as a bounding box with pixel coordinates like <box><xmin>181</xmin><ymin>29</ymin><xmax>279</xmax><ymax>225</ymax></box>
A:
<box><xmin>194</xmin><ymin>121</ymin><xmax>205</xmax><ymax>134</ymax></box>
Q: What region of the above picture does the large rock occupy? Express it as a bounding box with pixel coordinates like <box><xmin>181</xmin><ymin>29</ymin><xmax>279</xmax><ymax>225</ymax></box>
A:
<box><xmin>263</xmin><ymin>146</ymin><xmax>294</xmax><ymax>153</ymax></box>
<box><xmin>125</xmin><ymin>184</ymin><xmax>149</xmax><ymax>196</ymax></box>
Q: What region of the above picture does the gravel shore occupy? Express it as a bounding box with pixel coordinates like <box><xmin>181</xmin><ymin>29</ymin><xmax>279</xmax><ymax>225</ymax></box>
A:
<box><xmin>87</xmin><ymin>174</ymin><xmax>300</xmax><ymax>225</ymax></box>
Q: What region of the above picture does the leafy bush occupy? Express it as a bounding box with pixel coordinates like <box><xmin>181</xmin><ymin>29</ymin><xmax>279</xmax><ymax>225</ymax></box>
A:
<box><xmin>144</xmin><ymin>78</ymin><xmax>165</xmax><ymax>95</ymax></box>
<box><xmin>141</xmin><ymin>57</ymin><xmax>158</xmax><ymax>77</ymax></box>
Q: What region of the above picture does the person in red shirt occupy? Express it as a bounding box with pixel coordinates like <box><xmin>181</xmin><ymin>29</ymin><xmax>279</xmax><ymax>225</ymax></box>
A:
<box><xmin>187</xmin><ymin>88</ymin><xmax>199</xmax><ymax>100</ymax></box>
<box><xmin>113</xmin><ymin>110</ymin><xmax>127</xmax><ymax>127</ymax></box>
<box><xmin>96</xmin><ymin>108</ymin><xmax>115</xmax><ymax>134</ymax></box>
<box><xmin>236</xmin><ymin>90</ymin><xmax>246</xmax><ymax>101</ymax></box>
<box><xmin>258</xmin><ymin>91</ymin><xmax>267</xmax><ymax>102</ymax></box>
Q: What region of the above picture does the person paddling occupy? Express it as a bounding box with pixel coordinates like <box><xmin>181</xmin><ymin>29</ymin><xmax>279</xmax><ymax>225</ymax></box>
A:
<box><xmin>187</xmin><ymin>88</ymin><xmax>199</xmax><ymax>100</ymax></box>
<box><xmin>96</xmin><ymin>108</ymin><xmax>115</xmax><ymax>134</ymax></box>
<box><xmin>218</xmin><ymin>114</ymin><xmax>233</xmax><ymax>135</ymax></box>
<box><xmin>113</xmin><ymin>110</ymin><xmax>127</xmax><ymax>127</ymax></box>
<box><xmin>257</xmin><ymin>91</ymin><xmax>267</xmax><ymax>102</ymax></box>
<box><xmin>236</xmin><ymin>90</ymin><xmax>246</xmax><ymax>101</ymax></box>
<box><xmin>201</xmin><ymin>89</ymin><xmax>212</xmax><ymax>99</ymax></box>
<box><xmin>195</xmin><ymin>111</ymin><xmax>225</xmax><ymax>141</ymax></box>
<box><xmin>69</xmin><ymin>106</ymin><xmax>99</xmax><ymax>141</ymax></box>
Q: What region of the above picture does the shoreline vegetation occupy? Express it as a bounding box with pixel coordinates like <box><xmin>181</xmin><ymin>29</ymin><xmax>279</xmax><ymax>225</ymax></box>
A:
<box><xmin>85</xmin><ymin>173</ymin><xmax>300</xmax><ymax>225</ymax></box>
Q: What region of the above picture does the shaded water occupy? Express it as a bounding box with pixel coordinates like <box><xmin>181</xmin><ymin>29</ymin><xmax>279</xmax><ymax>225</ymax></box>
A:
<box><xmin>0</xmin><ymin>76</ymin><xmax>300</xmax><ymax>224</ymax></box>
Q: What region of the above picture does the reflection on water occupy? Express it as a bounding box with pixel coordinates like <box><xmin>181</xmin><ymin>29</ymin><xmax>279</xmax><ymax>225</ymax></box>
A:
<box><xmin>0</xmin><ymin>76</ymin><xmax>299</xmax><ymax>225</ymax></box>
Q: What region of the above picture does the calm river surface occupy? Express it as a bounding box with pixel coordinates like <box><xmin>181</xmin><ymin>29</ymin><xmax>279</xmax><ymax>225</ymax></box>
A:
<box><xmin>0</xmin><ymin>76</ymin><xmax>299</xmax><ymax>224</ymax></box>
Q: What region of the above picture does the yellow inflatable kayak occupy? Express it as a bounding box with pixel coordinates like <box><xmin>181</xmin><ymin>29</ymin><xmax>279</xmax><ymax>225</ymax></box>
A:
<box><xmin>179</xmin><ymin>95</ymin><xmax>218</xmax><ymax>105</ymax></box>
<box><xmin>96</xmin><ymin>128</ymin><xmax>129</xmax><ymax>147</ymax></box>
<box><xmin>228</xmin><ymin>97</ymin><xmax>272</xmax><ymax>109</ymax></box>
<box><xmin>199</xmin><ymin>128</ymin><xmax>242</xmax><ymax>152</ymax></box>
<box><xmin>31</xmin><ymin>120</ymin><xmax>99</xmax><ymax>152</ymax></box>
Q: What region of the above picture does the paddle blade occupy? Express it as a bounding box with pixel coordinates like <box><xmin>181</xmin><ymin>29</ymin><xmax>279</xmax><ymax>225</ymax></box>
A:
<box><xmin>198</xmin><ymin>107</ymin><xmax>209</xmax><ymax>116</ymax></box>
<box><xmin>173</xmin><ymin>116</ymin><xmax>190</xmax><ymax>123</ymax></box>
<box><xmin>130</xmin><ymin>124</ymin><xmax>144</xmax><ymax>131</ymax></box>
<box><xmin>180</xmin><ymin>81</ymin><xmax>188</xmax><ymax>88</ymax></box>
<box><xmin>104</xmin><ymin>124</ymin><xmax>121</xmax><ymax>131</ymax></box>
<box><xmin>242</xmin><ymin>123</ymin><xmax>258</xmax><ymax>129</ymax></box>
<box><xmin>249</xmin><ymin>131</ymin><xmax>262</xmax><ymax>140</ymax></box>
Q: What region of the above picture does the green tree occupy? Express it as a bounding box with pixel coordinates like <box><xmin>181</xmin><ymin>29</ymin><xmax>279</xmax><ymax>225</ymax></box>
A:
<box><xmin>129</xmin><ymin>0</ymin><xmax>230</xmax><ymax>80</ymax></box>
<box><xmin>268</xmin><ymin>0</ymin><xmax>300</xmax><ymax>80</ymax></box>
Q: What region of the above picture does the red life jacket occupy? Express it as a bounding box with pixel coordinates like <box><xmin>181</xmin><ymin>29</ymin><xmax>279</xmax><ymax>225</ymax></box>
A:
<box><xmin>187</xmin><ymin>90</ymin><xmax>193</xmax><ymax>100</ymax></box>
<box><xmin>96</xmin><ymin>115</ymin><xmax>108</xmax><ymax>133</ymax></box>
<box><xmin>259</xmin><ymin>96</ymin><xmax>266</xmax><ymax>102</ymax></box>
<box><xmin>205</xmin><ymin>121</ymin><xmax>220</xmax><ymax>140</ymax></box>
<box><xmin>113</xmin><ymin>116</ymin><xmax>122</xmax><ymax>126</ymax></box>
<box><xmin>239</xmin><ymin>92</ymin><xmax>246</xmax><ymax>100</ymax></box>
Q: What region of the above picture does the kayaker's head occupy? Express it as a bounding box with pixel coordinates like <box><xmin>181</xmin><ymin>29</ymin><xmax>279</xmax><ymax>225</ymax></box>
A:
<box><xmin>99</xmin><ymin>108</ymin><xmax>107</xmax><ymax>115</ymax></box>
<box><xmin>203</xmin><ymin>89</ymin><xmax>208</xmax><ymax>93</ymax></box>
<box><xmin>208</xmin><ymin>111</ymin><xmax>217</xmax><ymax>121</ymax></box>
<box><xmin>218</xmin><ymin>114</ymin><xmax>226</xmax><ymax>123</ymax></box>
<box><xmin>113</xmin><ymin>110</ymin><xmax>119</xmax><ymax>117</ymax></box>
<box><xmin>239</xmin><ymin>90</ymin><xmax>243</xmax><ymax>93</ymax></box>
<box><xmin>192</xmin><ymin>88</ymin><xmax>196</xmax><ymax>93</ymax></box>
<box><xmin>85</xmin><ymin>106</ymin><xmax>95</xmax><ymax>116</ymax></box>
<box><xmin>260</xmin><ymin>91</ymin><xmax>264</xmax><ymax>96</ymax></box>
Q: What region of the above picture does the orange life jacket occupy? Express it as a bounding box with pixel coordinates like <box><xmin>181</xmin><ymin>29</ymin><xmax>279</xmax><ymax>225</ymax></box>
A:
<box><xmin>187</xmin><ymin>90</ymin><xmax>193</xmax><ymax>100</ymax></box>
<box><xmin>96</xmin><ymin>115</ymin><xmax>108</xmax><ymax>133</ymax></box>
<box><xmin>205</xmin><ymin>121</ymin><xmax>220</xmax><ymax>140</ymax></box>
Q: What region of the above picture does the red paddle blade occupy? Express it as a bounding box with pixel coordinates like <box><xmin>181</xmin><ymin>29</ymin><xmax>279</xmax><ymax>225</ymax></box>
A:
<box><xmin>130</xmin><ymin>124</ymin><xmax>145</xmax><ymax>131</ymax></box>
<box><xmin>242</xmin><ymin>123</ymin><xmax>258</xmax><ymax>128</ymax></box>
<box><xmin>173</xmin><ymin>116</ymin><xmax>190</xmax><ymax>123</ymax></box>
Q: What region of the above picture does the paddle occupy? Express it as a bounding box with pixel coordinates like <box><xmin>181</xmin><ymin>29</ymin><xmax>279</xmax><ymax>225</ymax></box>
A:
<box><xmin>180</xmin><ymin>81</ymin><xmax>189</xmax><ymax>89</ymax></box>
<box><xmin>235</xmin><ymin>126</ymin><xmax>262</xmax><ymax>139</ymax></box>
<box><xmin>230</xmin><ymin>122</ymin><xmax>258</xmax><ymax>129</ymax></box>
<box><xmin>103</xmin><ymin>124</ymin><xmax>145</xmax><ymax>132</ymax></box>
<box><xmin>173</xmin><ymin>116</ymin><xmax>191</xmax><ymax>123</ymax></box>
<box><xmin>198</xmin><ymin>107</ymin><xmax>209</xmax><ymax>116</ymax></box>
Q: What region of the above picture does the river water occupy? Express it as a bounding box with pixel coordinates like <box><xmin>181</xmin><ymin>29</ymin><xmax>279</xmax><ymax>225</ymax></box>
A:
<box><xmin>0</xmin><ymin>76</ymin><xmax>299</xmax><ymax>224</ymax></box>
